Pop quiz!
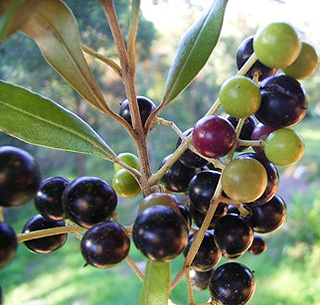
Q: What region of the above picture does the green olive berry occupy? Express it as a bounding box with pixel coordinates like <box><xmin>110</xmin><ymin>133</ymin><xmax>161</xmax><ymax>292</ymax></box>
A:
<box><xmin>114</xmin><ymin>152</ymin><xmax>140</xmax><ymax>172</ymax></box>
<box><xmin>112</xmin><ymin>169</ymin><xmax>141</xmax><ymax>199</ymax></box>
<box><xmin>264</xmin><ymin>128</ymin><xmax>304</xmax><ymax>166</ymax></box>
<box><xmin>219</xmin><ymin>76</ymin><xmax>261</xmax><ymax>118</ymax></box>
<box><xmin>222</xmin><ymin>158</ymin><xmax>267</xmax><ymax>203</ymax></box>
<box><xmin>138</xmin><ymin>193</ymin><xmax>179</xmax><ymax>214</ymax></box>
<box><xmin>253</xmin><ymin>22</ymin><xmax>301</xmax><ymax>68</ymax></box>
<box><xmin>282</xmin><ymin>41</ymin><xmax>319</xmax><ymax>79</ymax></box>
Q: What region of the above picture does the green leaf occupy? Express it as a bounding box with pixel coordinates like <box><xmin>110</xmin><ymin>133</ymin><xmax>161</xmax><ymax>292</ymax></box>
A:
<box><xmin>19</xmin><ymin>0</ymin><xmax>109</xmax><ymax>112</ymax></box>
<box><xmin>0</xmin><ymin>80</ymin><xmax>116</xmax><ymax>161</ymax></box>
<box><xmin>0</xmin><ymin>0</ymin><xmax>40</xmax><ymax>43</ymax></box>
<box><xmin>139</xmin><ymin>260</ymin><xmax>170</xmax><ymax>305</ymax></box>
<box><xmin>161</xmin><ymin>0</ymin><xmax>228</xmax><ymax>106</ymax></box>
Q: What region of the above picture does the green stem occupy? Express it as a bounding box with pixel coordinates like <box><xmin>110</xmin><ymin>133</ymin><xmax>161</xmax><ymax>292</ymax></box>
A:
<box><xmin>0</xmin><ymin>207</ymin><xmax>4</xmax><ymax>222</ymax></box>
<box><xmin>139</xmin><ymin>260</ymin><xmax>170</xmax><ymax>305</ymax></box>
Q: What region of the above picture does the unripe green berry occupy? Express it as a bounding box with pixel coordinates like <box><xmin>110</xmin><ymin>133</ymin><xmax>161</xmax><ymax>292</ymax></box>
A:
<box><xmin>112</xmin><ymin>169</ymin><xmax>141</xmax><ymax>199</ymax></box>
<box><xmin>114</xmin><ymin>152</ymin><xmax>140</xmax><ymax>172</ymax></box>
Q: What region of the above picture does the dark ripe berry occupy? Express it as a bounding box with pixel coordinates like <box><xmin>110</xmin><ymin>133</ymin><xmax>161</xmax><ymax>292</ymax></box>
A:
<box><xmin>214</xmin><ymin>214</ymin><xmax>254</xmax><ymax>258</ymax></box>
<box><xmin>178</xmin><ymin>205</ymin><xmax>192</xmax><ymax>231</ymax></box>
<box><xmin>190</xmin><ymin>204</ymin><xmax>227</xmax><ymax>230</ymax></box>
<box><xmin>0</xmin><ymin>146</ymin><xmax>41</xmax><ymax>207</ymax></box>
<box><xmin>22</xmin><ymin>214</ymin><xmax>67</xmax><ymax>254</ymax></box>
<box><xmin>190</xmin><ymin>269</ymin><xmax>214</xmax><ymax>291</ymax></box>
<box><xmin>209</xmin><ymin>262</ymin><xmax>255</xmax><ymax>305</ymax></box>
<box><xmin>193</xmin><ymin>115</ymin><xmax>237</xmax><ymax>158</ymax></box>
<box><xmin>236</xmin><ymin>36</ymin><xmax>277</xmax><ymax>81</ymax></box>
<box><xmin>119</xmin><ymin>96</ymin><xmax>156</xmax><ymax>127</ymax></box>
<box><xmin>245</xmin><ymin>195</ymin><xmax>286</xmax><ymax>233</ymax></box>
<box><xmin>188</xmin><ymin>170</ymin><xmax>221</xmax><ymax>213</ymax></box>
<box><xmin>0</xmin><ymin>222</ymin><xmax>17</xmax><ymax>269</ymax></box>
<box><xmin>176</xmin><ymin>128</ymin><xmax>209</xmax><ymax>168</ymax></box>
<box><xmin>81</xmin><ymin>221</ymin><xmax>130</xmax><ymax>268</ymax></box>
<box><xmin>62</xmin><ymin>176</ymin><xmax>117</xmax><ymax>228</ymax></box>
<box><xmin>138</xmin><ymin>193</ymin><xmax>179</xmax><ymax>214</ymax></box>
<box><xmin>255</xmin><ymin>75</ymin><xmax>308</xmax><ymax>128</ymax></box>
<box><xmin>248</xmin><ymin>235</ymin><xmax>267</xmax><ymax>255</ymax></box>
<box><xmin>236</xmin><ymin>153</ymin><xmax>279</xmax><ymax>205</ymax></box>
<box><xmin>184</xmin><ymin>232</ymin><xmax>221</xmax><ymax>271</ymax></box>
<box><xmin>227</xmin><ymin>205</ymin><xmax>241</xmax><ymax>215</ymax></box>
<box><xmin>207</xmin><ymin>160</ymin><xmax>223</xmax><ymax>172</ymax></box>
<box><xmin>133</xmin><ymin>205</ymin><xmax>189</xmax><ymax>261</ymax></box>
<box><xmin>34</xmin><ymin>177</ymin><xmax>70</xmax><ymax>221</ymax></box>
<box><xmin>251</xmin><ymin>123</ymin><xmax>278</xmax><ymax>157</ymax></box>
<box><xmin>226</xmin><ymin>115</ymin><xmax>256</xmax><ymax>152</ymax></box>
<box><xmin>159</xmin><ymin>155</ymin><xmax>198</xmax><ymax>193</ymax></box>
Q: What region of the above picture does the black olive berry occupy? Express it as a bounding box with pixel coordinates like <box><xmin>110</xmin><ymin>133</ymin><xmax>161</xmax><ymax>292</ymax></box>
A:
<box><xmin>236</xmin><ymin>152</ymin><xmax>279</xmax><ymax>205</ymax></box>
<box><xmin>190</xmin><ymin>269</ymin><xmax>214</xmax><ymax>291</ymax></box>
<box><xmin>190</xmin><ymin>204</ymin><xmax>227</xmax><ymax>230</ymax></box>
<box><xmin>236</xmin><ymin>36</ymin><xmax>277</xmax><ymax>81</ymax></box>
<box><xmin>0</xmin><ymin>146</ymin><xmax>41</xmax><ymax>207</ymax></box>
<box><xmin>188</xmin><ymin>170</ymin><xmax>221</xmax><ymax>213</ymax></box>
<box><xmin>176</xmin><ymin>128</ymin><xmax>209</xmax><ymax>168</ymax></box>
<box><xmin>227</xmin><ymin>205</ymin><xmax>241</xmax><ymax>215</ymax></box>
<box><xmin>214</xmin><ymin>214</ymin><xmax>254</xmax><ymax>258</ymax></box>
<box><xmin>22</xmin><ymin>214</ymin><xmax>67</xmax><ymax>254</ymax></box>
<box><xmin>160</xmin><ymin>155</ymin><xmax>198</xmax><ymax>193</ymax></box>
<box><xmin>209</xmin><ymin>262</ymin><xmax>255</xmax><ymax>305</ymax></box>
<box><xmin>248</xmin><ymin>235</ymin><xmax>267</xmax><ymax>255</ymax></box>
<box><xmin>245</xmin><ymin>195</ymin><xmax>286</xmax><ymax>233</ymax></box>
<box><xmin>256</xmin><ymin>75</ymin><xmax>308</xmax><ymax>128</ymax></box>
<box><xmin>62</xmin><ymin>176</ymin><xmax>117</xmax><ymax>228</ymax></box>
<box><xmin>119</xmin><ymin>96</ymin><xmax>156</xmax><ymax>127</ymax></box>
<box><xmin>0</xmin><ymin>222</ymin><xmax>18</xmax><ymax>269</ymax></box>
<box><xmin>133</xmin><ymin>205</ymin><xmax>189</xmax><ymax>262</ymax></box>
<box><xmin>34</xmin><ymin>177</ymin><xmax>70</xmax><ymax>221</ymax></box>
<box><xmin>184</xmin><ymin>232</ymin><xmax>221</xmax><ymax>272</ymax></box>
<box><xmin>226</xmin><ymin>116</ymin><xmax>256</xmax><ymax>152</ymax></box>
<box><xmin>178</xmin><ymin>205</ymin><xmax>192</xmax><ymax>231</ymax></box>
<box><xmin>81</xmin><ymin>221</ymin><xmax>130</xmax><ymax>268</ymax></box>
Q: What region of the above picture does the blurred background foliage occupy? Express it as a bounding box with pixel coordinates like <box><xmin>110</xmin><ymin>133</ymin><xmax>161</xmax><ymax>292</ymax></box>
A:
<box><xmin>0</xmin><ymin>0</ymin><xmax>319</xmax><ymax>304</ymax></box>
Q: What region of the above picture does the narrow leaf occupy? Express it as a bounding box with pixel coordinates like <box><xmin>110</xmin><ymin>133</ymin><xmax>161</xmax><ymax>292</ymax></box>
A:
<box><xmin>0</xmin><ymin>0</ymin><xmax>40</xmax><ymax>43</ymax></box>
<box><xmin>19</xmin><ymin>0</ymin><xmax>109</xmax><ymax>112</ymax></box>
<box><xmin>0</xmin><ymin>80</ymin><xmax>116</xmax><ymax>161</ymax></box>
<box><xmin>139</xmin><ymin>260</ymin><xmax>170</xmax><ymax>305</ymax></box>
<box><xmin>162</xmin><ymin>0</ymin><xmax>228</xmax><ymax>106</ymax></box>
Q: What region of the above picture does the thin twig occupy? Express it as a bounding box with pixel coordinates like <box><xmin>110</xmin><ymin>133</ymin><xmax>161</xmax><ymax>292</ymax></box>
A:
<box><xmin>219</xmin><ymin>197</ymin><xmax>250</xmax><ymax>217</ymax></box>
<box><xmin>185</xmin><ymin>266</ymin><xmax>195</xmax><ymax>305</ymax></box>
<box><xmin>126</xmin><ymin>255</ymin><xmax>144</xmax><ymax>281</ymax></box>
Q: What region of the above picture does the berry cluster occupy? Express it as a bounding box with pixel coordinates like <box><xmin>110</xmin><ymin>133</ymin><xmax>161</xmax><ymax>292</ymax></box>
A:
<box><xmin>0</xmin><ymin>21</ymin><xmax>318</xmax><ymax>305</ymax></box>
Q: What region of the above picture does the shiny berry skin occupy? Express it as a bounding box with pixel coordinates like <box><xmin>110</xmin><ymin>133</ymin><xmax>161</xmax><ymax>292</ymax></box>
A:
<box><xmin>133</xmin><ymin>205</ymin><xmax>189</xmax><ymax>261</ymax></box>
<box><xmin>0</xmin><ymin>222</ymin><xmax>17</xmax><ymax>269</ymax></box>
<box><xmin>34</xmin><ymin>177</ymin><xmax>70</xmax><ymax>221</ymax></box>
<box><xmin>22</xmin><ymin>214</ymin><xmax>67</xmax><ymax>254</ymax></box>
<box><xmin>251</xmin><ymin>123</ymin><xmax>278</xmax><ymax>157</ymax></box>
<box><xmin>245</xmin><ymin>195</ymin><xmax>286</xmax><ymax>233</ymax></box>
<box><xmin>248</xmin><ymin>235</ymin><xmax>267</xmax><ymax>255</ymax></box>
<box><xmin>112</xmin><ymin>169</ymin><xmax>141</xmax><ymax>199</ymax></box>
<box><xmin>236</xmin><ymin>36</ymin><xmax>277</xmax><ymax>81</ymax></box>
<box><xmin>222</xmin><ymin>158</ymin><xmax>268</xmax><ymax>203</ymax></box>
<box><xmin>209</xmin><ymin>262</ymin><xmax>255</xmax><ymax>305</ymax></box>
<box><xmin>176</xmin><ymin>128</ymin><xmax>209</xmax><ymax>168</ymax></box>
<box><xmin>138</xmin><ymin>193</ymin><xmax>179</xmax><ymax>214</ymax></box>
<box><xmin>81</xmin><ymin>221</ymin><xmax>130</xmax><ymax>268</ymax></box>
<box><xmin>184</xmin><ymin>232</ymin><xmax>221</xmax><ymax>271</ymax></box>
<box><xmin>0</xmin><ymin>146</ymin><xmax>41</xmax><ymax>207</ymax></box>
<box><xmin>219</xmin><ymin>76</ymin><xmax>261</xmax><ymax>118</ymax></box>
<box><xmin>62</xmin><ymin>177</ymin><xmax>117</xmax><ymax>228</ymax></box>
<box><xmin>119</xmin><ymin>96</ymin><xmax>156</xmax><ymax>127</ymax></box>
<box><xmin>190</xmin><ymin>203</ymin><xmax>227</xmax><ymax>230</ymax></box>
<box><xmin>236</xmin><ymin>153</ymin><xmax>279</xmax><ymax>205</ymax></box>
<box><xmin>160</xmin><ymin>155</ymin><xmax>197</xmax><ymax>193</ymax></box>
<box><xmin>253</xmin><ymin>22</ymin><xmax>301</xmax><ymax>68</ymax></box>
<box><xmin>114</xmin><ymin>152</ymin><xmax>140</xmax><ymax>172</ymax></box>
<box><xmin>193</xmin><ymin>115</ymin><xmax>237</xmax><ymax>158</ymax></box>
<box><xmin>283</xmin><ymin>41</ymin><xmax>319</xmax><ymax>79</ymax></box>
<box><xmin>264</xmin><ymin>128</ymin><xmax>304</xmax><ymax>166</ymax></box>
<box><xmin>188</xmin><ymin>170</ymin><xmax>221</xmax><ymax>213</ymax></box>
<box><xmin>178</xmin><ymin>205</ymin><xmax>192</xmax><ymax>231</ymax></box>
<box><xmin>226</xmin><ymin>116</ymin><xmax>256</xmax><ymax>152</ymax></box>
<box><xmin>214</xmin><ymin>214</ymin><xmax>254</xmax><ymax>258</ymax></box>
<box><xmin>190</xmin><ymin>269</ymin><xmax>214</xmax><ymax>291</ymax></box>
<box><xmin>255</xmin><ymin>75</ymin><xmax>308</xmax><ymax>128</ymax></box>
